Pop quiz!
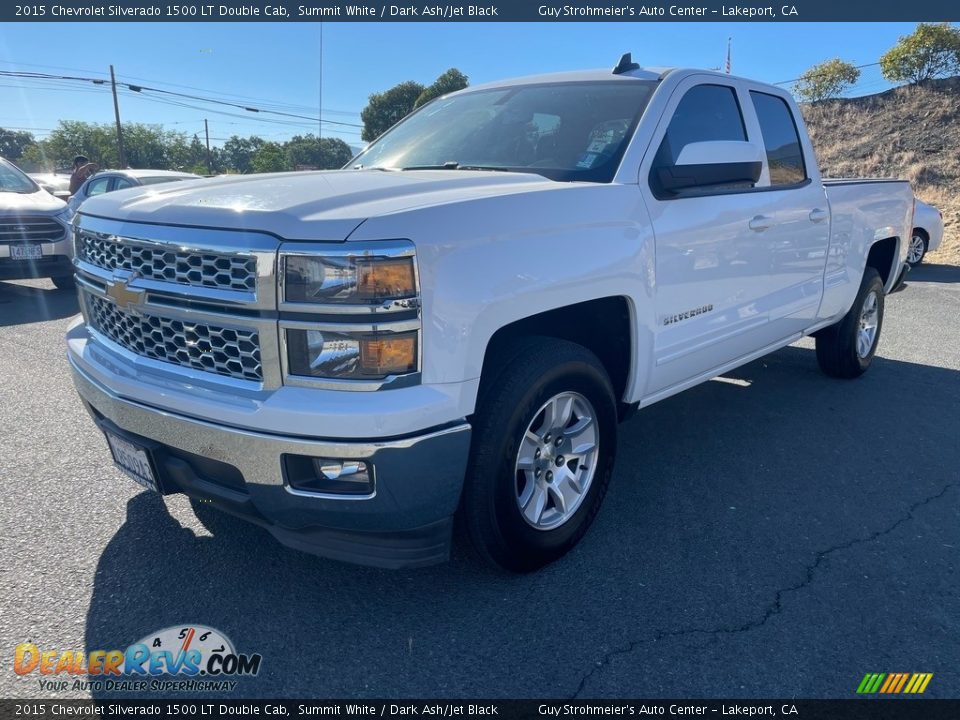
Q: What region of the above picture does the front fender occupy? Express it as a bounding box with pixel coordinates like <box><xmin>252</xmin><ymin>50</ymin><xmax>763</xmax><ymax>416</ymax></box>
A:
<box><xmin>350</xmin><ymin>183</ymin><xmax>657</xmax><ymax>410</ymax></box>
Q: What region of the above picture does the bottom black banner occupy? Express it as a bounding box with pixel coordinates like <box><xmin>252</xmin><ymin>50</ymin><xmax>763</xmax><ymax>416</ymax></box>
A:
<box><xmin>2</xmin><ymin>700</ymin><xmax>960</xmax><ymax>720</ymax></box>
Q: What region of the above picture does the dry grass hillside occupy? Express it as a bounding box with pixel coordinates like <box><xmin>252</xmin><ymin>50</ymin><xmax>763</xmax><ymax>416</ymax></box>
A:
<box><xmin>801</xmin><ymin>76</ymin><xmax>960</xmax><ymax>265</ymax></box>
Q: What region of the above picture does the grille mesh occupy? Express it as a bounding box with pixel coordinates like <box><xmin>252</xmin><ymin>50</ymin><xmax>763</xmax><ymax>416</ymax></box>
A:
<box><xmin>87</xmin><ymin>294</ymin><xmax>262</xmax><ymax>381</ymax></box>
<box><xmin>78</xmin><ymin>232</ymin><xmax>257</xmax><ymax>292</ymax></box>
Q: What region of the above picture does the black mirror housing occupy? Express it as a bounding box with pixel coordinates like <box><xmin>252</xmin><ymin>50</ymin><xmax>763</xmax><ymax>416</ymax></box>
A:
<box><xmin>655</xmin><ymin>161</ymin><xmax>762</xmax><ymax>194</ymax></box>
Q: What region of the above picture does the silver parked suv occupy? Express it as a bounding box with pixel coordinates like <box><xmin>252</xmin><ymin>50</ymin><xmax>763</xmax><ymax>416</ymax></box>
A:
<box><xmin>0</xmin><ymin>157</ymin><xmax>75</xmax><ymax>289</ymax></box>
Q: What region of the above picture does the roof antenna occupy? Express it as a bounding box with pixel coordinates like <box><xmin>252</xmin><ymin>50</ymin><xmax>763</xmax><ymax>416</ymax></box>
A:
<box><xmin>613</xmin><ymin>52</ymin><xmax>640</xmax><ymax>75</ymax></box>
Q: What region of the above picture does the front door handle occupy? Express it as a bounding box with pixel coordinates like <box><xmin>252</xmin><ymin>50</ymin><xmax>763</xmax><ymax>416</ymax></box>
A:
<box><xmin>809</xmin><ymin>208</ymin><xmax>829</xmax><ymax>223</ymax></box>
<box><xmin>749</xmin><ymin>215</ymin><xmax>774</xmax><ymax>232</ymax></box>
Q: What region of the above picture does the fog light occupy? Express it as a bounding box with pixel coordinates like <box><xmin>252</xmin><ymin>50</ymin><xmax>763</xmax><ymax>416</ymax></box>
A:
<box><xmin>283</xmin><ymin>454</ymin><xmax>374</xmax><ymax>496</ymax></box>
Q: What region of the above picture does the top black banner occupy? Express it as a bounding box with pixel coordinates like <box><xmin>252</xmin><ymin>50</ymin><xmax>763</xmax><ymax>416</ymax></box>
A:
<box><xmin>3</xmin><ymin>0</ymin><xmax>959</xmax><ymax>22</ymax></box>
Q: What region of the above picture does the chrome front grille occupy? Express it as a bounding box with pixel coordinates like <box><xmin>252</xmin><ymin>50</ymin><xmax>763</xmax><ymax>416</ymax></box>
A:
<box><xmin>87</xmin><ymin>293</ymin><xmax>263</xmax><ymax>382</ymax></box>
<box><xmin>78</xmin><ymin>230</ymin><xmax>257</xmax><ymax>291</ymax></box>
<box><xmin>0</xmin><ymin>216</ymin><xmax>65</xmax><ymax>243</ymax></box>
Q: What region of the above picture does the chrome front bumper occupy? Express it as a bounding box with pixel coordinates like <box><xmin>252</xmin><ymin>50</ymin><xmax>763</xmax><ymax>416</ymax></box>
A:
<box><xmin>70</xmin><ymin>357</ymin><xmax>472</xmax><ymax>568</ymax></box>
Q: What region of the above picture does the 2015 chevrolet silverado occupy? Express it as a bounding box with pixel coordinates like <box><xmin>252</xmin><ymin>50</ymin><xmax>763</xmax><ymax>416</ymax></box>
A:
<box><xmin>66</xmin><ymin>57</ymin><xmax>913</xmax><ymax>571</ymax></box>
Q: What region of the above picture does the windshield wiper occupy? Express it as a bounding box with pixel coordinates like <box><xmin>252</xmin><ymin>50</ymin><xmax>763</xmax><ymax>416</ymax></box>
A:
<box><xmin>400</xmin><ymin>162</ymin><xmax>512</xmax><ymax>172</ymax></box>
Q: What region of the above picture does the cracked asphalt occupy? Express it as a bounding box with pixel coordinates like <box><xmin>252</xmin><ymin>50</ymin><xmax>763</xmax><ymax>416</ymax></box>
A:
<box><xmin>1</xmin><ymin>264</ymin><xmax>958</xmax><ymax>700</ymax></box>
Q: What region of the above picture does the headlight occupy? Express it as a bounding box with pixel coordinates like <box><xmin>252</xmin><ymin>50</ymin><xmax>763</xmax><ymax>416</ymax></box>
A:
<box><xmin>283</xmin><ymin>254</ymin><xmax>416</xmax><ymax>305</ymax></box>
<box><xmin>285</xmin><ymin>327</ymin><xmax>418</xmax><ymax>380</ymax></box>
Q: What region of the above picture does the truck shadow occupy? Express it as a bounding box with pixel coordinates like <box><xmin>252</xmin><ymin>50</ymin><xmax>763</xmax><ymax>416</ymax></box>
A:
<box><xmin>0</xmin><ymin>280</ymin><xmax>79</xmax><ymax>326</ymax></box>
<box><xmin>83</xmin><ymin>345</ymin><xmax>960</xmax><ymax>699</ymax></box>
<box><xmin>908</xmin><ymin>262</ymin><xmax>960</xmax><ymax>284</ymax></box>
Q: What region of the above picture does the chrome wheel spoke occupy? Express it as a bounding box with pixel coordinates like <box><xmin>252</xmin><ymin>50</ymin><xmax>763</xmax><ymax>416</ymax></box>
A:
<box><xmin>545</xmin><ymin>479</ymin><xmax>568</xmax><ymax>516</ymax></box>
<box><xmin>522</xmin><ymin>484</ymin><xmax>548</xmax><ymax>525</ymax></box>
<box><xmin>517</xmin><ymin>432</ymin><xmax>540</xmax><ymax>470</ymax></box>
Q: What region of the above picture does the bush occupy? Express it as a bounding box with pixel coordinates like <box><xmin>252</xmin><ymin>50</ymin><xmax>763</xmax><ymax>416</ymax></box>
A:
<box><xmin>794</xmin><ymin>59</ymin><xmax>861</xmax><ymax>103</ymax></box>
<box><xmin>880</xmin><ymin>23</ymin><xmax>960</xmax><ymax>84</ymax></box>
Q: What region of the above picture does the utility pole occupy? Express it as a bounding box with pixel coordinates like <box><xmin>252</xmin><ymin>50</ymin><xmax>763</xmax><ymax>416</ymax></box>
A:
<box><xmin>204</xmin><ymin>118</ymin><xmax>212</xmax><ymax>174</ymax></box>
<box><xmin>109</xmin><ymin>64</ymin><xmax>126</xmax><ymax>167</ymax></box>
<box><xmin>318</xmin><ymin>22</ymin><xmax>323</xmax><ymax>143</ymax></box>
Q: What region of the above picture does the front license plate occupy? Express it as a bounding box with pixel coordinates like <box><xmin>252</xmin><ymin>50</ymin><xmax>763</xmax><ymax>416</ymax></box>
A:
<box><xmin>10</xmin><ymin>244</ymin><xmax>42</xmax><ymax>260</ymax></box>
<box><xmin>104</xmin><ymin>431</ymin><xmax>158</xmax><ymax>492</ymax></box>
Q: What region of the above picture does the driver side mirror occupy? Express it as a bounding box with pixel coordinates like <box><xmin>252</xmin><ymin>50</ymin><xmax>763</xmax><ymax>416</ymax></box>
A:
<box><xmin>654</xmin><ymin>140</ymin><xmax>763</xmax><ymax>195</ymax></box>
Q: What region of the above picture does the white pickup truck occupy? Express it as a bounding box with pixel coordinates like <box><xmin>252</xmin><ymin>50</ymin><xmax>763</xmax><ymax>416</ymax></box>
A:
<box><xmin>66</xmin><ymin>58</ymin><xmax>913</xmax><ymax>571</ymax></box>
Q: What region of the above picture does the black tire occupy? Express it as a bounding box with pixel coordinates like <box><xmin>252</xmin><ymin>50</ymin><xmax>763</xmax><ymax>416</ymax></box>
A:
<box><xmin>51</xmin><ymin>275</ymin><xmax>76</xmax><ymax>290</ymax></box>
<box><xmin>907</xmin><ymin>230</ymin><xmax>928</xmax><ymax>267</ymax></box>
<box><xmin>815</xmin><ymin>267</ymin><xmax>885</xmax><ymax>379</ymax></box>
<box><xmin>462</xmin><ymin>337</ymin><xmax>618</xmax><ymax>572</ymax></box>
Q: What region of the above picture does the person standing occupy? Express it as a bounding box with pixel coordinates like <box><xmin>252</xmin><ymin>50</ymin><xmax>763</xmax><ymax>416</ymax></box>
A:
<box><xmin>68</xmin><ymin>155</ymin><xmax>98</xmax><ymax>196</ymax></box>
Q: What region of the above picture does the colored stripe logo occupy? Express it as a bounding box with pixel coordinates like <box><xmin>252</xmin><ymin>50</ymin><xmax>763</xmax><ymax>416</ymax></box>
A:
<box><xmin>857</xmin><ymin>673</ymin><xmax>933</xmax><ymax>694</ymax></box>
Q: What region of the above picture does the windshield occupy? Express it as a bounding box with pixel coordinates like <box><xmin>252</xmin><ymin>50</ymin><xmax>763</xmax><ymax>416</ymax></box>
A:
<box><xmin>351</xmin><ymin>80</ymin><xmax>657</xmax><ymax>183</ymax></box>
<box><xmin>0</xmin><ymin>158</ymin><xmax>39</xmax><ymax>193</ymax></box>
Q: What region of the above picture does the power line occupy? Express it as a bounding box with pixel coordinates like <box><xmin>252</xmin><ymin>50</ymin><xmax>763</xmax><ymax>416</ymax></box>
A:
<box><xmin>774</xmin><ymin>62</ymin><xmax>881</xmax><ymax>86</ymax></box>
<box><xmin>0</xmin><ymin>69</ymin><xmax>363</xmax><ymax>128</ymax></box>
<box><xmin>0</xmin><ymin>58</ymin><xmax>360</xmax><ymax>116</ymax></box>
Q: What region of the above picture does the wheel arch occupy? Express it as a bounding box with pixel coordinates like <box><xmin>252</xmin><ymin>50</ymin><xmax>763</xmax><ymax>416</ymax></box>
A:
<box><xmin>865</xmin><ymin>236</ymin><xmax>899</xmax><ymax>290</ymax></box>
<box><xmin>476</xmin><ymin>296</ymin><xmax>637</xmax><ymax>420</ymax></box>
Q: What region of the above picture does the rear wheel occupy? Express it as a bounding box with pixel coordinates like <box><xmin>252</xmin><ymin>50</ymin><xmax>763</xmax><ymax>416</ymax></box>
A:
<box><xmin>51</xmin><ymin>275</ymin><xmax>75</xmax><ymax>290</ymax></box>
<box><xmin>463</xmin><ymin>338</ymin><xmax>618</xmax><ymax>572</ymax></box>
<box><xmin>907</xmin><ymin>230</ymin><xmax>928</xmax><ymax>266</ymax></box>
<box><xmin>815</xmin><ymin>267</ymin><xmax>885</xmax><ymax>379</ymax></box>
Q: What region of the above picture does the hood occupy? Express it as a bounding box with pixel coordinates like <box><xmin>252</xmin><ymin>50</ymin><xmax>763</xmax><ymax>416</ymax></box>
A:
<box><xmin>77</xmin><ymin>169</ymin><xmax>557</xmax><ymax>241</ymax></box>
<box><xmin>0</xmin><ymin>188</ymin><xmax>66</xmax><ymax>215</ymax></box>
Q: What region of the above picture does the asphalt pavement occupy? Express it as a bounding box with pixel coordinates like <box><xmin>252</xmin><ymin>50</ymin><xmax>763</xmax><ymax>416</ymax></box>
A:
<box><xmin>1</xmin><ymin>265</ymin><xmax>958</xmax><ymax>700</ymax></box>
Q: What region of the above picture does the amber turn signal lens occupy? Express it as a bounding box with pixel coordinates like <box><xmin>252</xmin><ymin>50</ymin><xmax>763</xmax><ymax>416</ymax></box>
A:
<box><xmin>357</xmin><ymin>258</ymin><xmax>416</xmax><ymax>300</ymax></box>
<box><xmin>360</xmin><ymin>332</ymin><xmax>417</xmax><ymax>375</ymax></box>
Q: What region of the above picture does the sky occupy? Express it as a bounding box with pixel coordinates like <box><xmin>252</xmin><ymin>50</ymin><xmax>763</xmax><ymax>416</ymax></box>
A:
<box><xmin>0</xmin><ymin>22</ymin><xmax>918</xmax><ymax>150</ymax></box>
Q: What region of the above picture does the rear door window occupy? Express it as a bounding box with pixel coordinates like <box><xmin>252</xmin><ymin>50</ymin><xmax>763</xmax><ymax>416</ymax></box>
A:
<box><xmin>749</xmin><ymin>91</ymin><xmax>807</xmax><ymax>186</ymax></box>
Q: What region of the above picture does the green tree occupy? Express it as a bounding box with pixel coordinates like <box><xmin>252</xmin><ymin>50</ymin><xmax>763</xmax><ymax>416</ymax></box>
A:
<box><xmin>414</xmin><ymin>68</ymin><xmax>469</xmax><ymax>108</ymax></box>
<box><xmin>880</xmin><ymin>23</ymin><xmax>960</xmax><ymax>84</ymax></box>
<box><xmin>793</xmin><ymin>58</ymin><xmax>861</xmax><ymax>102</ymax></box>
<box><xmin>360</xmin><ymin>80</ymin><xmax>424</xmax><ymax>142</ymax></box>
<box><xmin>286</xmin><ymin>134</ymin><xmax>356</xmax><ymax>169</ymax></box>
<box><xmin>250</xmin><ymin>142</ymin><xmax>289</xmax><ymax>173</ymax></box>
<box><xmin>122</xmin><ymin>124</ymin><xmax>178</xmax><ymax>169</ymax></box>
<box><xmin>0</xmin><ymin>129</ymin><xmax>36</xmax><ymax>161</ymax></box>
<box><xmin>37</xmin><ymin>120</ymin><xmax>119</xmax><ymax>169</ymax></box>
<box><xmin>222</xmin><ymin>135</ymin><xmax>266</xmax><ymax>174</ymax></box>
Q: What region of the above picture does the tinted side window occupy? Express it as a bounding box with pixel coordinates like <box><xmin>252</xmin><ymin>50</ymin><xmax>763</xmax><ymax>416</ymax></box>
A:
<box><xmin>655</xmin><ymin>84</ymin><xmax>747</xmax><ymax>167</ymax></box>
<box><xmin>86</xmin><ymin>177</ymin><xmax>110</xmax><ymax>197</ymax></box>
<box><xmin>750</xmin><ymin>91</ymin><xmax>806</xmax><ymax>186</ymax></box>
<box><xmin>113</xmin><ymin>177</ymin><xmax>136</xmax><ymax>190</ymax></box>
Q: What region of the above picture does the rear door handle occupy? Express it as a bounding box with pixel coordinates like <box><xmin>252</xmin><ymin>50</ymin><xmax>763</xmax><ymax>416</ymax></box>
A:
<box><xmin>748</xmin><ymin>215</ymin><xmax>774</xmax><ymax>232</ymax></box>
<box><xmin>809</xmin><ymin>208</ymin><xmax>829</xmax><ymax>223</ymax></box>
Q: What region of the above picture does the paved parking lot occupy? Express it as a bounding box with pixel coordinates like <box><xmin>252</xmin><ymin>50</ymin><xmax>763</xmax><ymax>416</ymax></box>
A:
<box><xmin>1</xmin><ymin>266</ymin><xmax>958</xmax><ymax>700</ymax></box>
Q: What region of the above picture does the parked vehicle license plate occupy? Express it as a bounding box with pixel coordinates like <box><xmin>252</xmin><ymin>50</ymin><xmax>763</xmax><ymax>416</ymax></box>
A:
<box><xmin>10</xmin><ymin>244</ymin><xmax>42</xmax><ymax>260</ymax></box>
<box><xmin>104</xmin><ymin>431</ymin><xmax>158</xmax><ymax>492</ymax></box>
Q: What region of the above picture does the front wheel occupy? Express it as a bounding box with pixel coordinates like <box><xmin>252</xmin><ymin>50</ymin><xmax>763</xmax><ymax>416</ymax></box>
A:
<box><xmin>462</xmin><ymin>338</ymin><xmax>618</xmax><ymax>572</ymax></box>
<box><xmin>815</xmin><ymin>267</ymin><xmax>885</xmax><ymax>379</ymax></box>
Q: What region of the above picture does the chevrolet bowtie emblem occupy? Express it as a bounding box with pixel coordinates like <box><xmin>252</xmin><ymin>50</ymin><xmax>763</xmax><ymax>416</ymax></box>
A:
<box><xmin>105</xmin><ymin>274</ymin><xmax>145</xmax><ymax>311</ymax></box>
